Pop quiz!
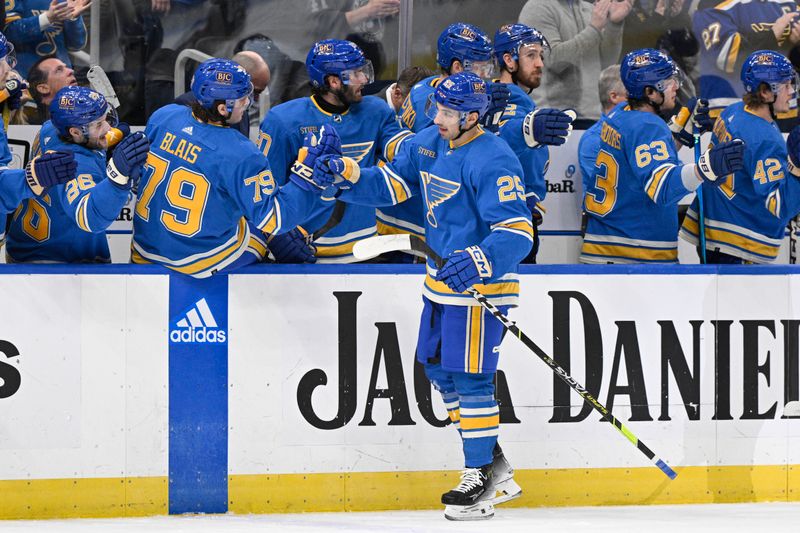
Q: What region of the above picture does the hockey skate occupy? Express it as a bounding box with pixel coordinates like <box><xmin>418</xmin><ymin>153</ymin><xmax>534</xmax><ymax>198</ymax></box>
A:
<box><xmin>491</xmin><ymin>444</ymin><xmax>522</xmax><ymax>505</ymax></box>
<box><xmin>441</xmin><ymin>464</ymin><xmax>495</xmax><ymax>521</ymax></box>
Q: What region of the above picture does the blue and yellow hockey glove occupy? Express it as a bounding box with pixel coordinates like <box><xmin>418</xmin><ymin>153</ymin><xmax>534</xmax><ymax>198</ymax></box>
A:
<box><xmin>315</xmin><ymin>155</ymin><xmax>361</xmax><ymax>190</ymax></box>
<box><xmin>0</xmin><ymin>78</ymin><xmax>26</xmax><ymax>110</ymax></box>
<box><xmin>696</xmin><ymin>139</ymin><xmax>745</xmax><ymax>186</ymax></box>
<box><xmin>787</xmin><ymin>125</ymin><xmax>800</xmax><ymax>177</ymax></box>
<box><xmin>668</xmin><ymin>98</ymin><xmax>712</xmax><ymax>148</ymax></box>
<box><xmin>290</xmin><ymin>125</ymin><xmax>342</xmax><ymax>191</ymax></box>
<box><xmin>522</xmin><ymin>108</ymin><xmax>576</xmax><ymax>147</ymax></box>
<box><xmin>25</xmin><ymin>151</ymin><xmax>78</xmax><ymax>195</ymax></box>
<box><xmin>480</xmin><ymin>82</ymin><xmax>511</xmax><ymax>133</ymax></box>
<box><xmin>435</xmin><ymin>246</ymin><xmax>493</xmax><ymax>293</ymax></box>
<box><xmin>267</xmin><ymin>227</ymin><xmax>316</xmax><ymax>263</ymax></box>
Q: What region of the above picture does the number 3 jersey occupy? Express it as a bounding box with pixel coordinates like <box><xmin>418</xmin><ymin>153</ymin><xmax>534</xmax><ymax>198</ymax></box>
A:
<box><xmin>6</xmin><ymin>122</ymin><xmax>129</xmax><ymax>263</ymax></box>
<box><xmin>339</xmin><ymin>126</ymin><xmax>533</xmax><ymax>307</ymax></box>
<box><xmin>132</xmin><ymin>104</ymin><xmax>317</xmax><ymax>278</ymax></box>
<box><xmin>680</xmin><ymin>102</ymin><xmax>800</xmax><ymax>262</ymax></box>
<box><xmin>581</xmin><ymin>106</ymin><xmax>692</xmax><ymax>264</ymax></box>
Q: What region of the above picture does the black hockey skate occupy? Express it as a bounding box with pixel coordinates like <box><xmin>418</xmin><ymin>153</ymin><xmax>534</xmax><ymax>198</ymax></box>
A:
<box><xmin>492</xmin><ymin>443</ymin><xmax>522</xmax><ymax>505</ymax></box>
<box><xmin>442</xmin><ymin>464</ymin><xmax>495</xmax><ymax>521</ymax></box>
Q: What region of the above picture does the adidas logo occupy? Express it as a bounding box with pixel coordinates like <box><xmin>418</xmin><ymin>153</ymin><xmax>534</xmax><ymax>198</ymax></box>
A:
<box><xmin>182</xmin><ymin>126</ymin><xmax>194</xmax><ymax>135</ymax></box>
<box><xmin>169</xmin><ymin>298</ymin><xmax>226</xmax><ymax>343</ymax></box>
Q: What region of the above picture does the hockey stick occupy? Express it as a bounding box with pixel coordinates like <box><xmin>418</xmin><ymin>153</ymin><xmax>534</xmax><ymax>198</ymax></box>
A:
<box><xmin>353</xmin><ymin>234</ymin><xmax>678</xmax><ymax>480</ymax></box>
<box><xmin>312</xmin><ymin>200</ymin><xmax>346</xmax><ymax>240</ymax></box>
<box><xmin>790</xmin><ymin>215</ymin><xmax>800</xmax><ymax>265</ymax></box>
<box><xmin>87</xmin><ymin>65</ymin><xmax>120</xmax><ymax>109</ymax></box>
<box><xmin>694</xmin><ymin>132</ymin><xmax>707</xmax><ymax>264</ymax></box>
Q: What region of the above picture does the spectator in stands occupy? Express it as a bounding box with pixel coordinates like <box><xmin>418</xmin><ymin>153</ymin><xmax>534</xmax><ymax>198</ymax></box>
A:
<box><xmin>175</xmin><ymin>50</ymin><xmax>269</xmax><ymax>138</ymax></box>
<box><xmin>26</xmin><ymin>56</ymin><xmax>77</xmax><ymax>123</ymax></box>
<box><xmin>234</xmin><ymin>33</ymin><xmax>311</xmax><ymax>106</ymax></box>
<box><xmin>309</xmin><ymin>0</ymin><xmax>400</xmax><ymax>45</ymax></box>
<box><xmin>3</xmin><ymin>0</ymin><xmax>91</xmax><ymax>80</ymax></box>
<box><xmin>384</xmin><ymin>65</ymin><xmax>432</xmax><ymax>114</ymax></box>
<box><xmin>518</xmin><ymin>0</ymin><xmax>632</xmax><ymax>120</ymax></box>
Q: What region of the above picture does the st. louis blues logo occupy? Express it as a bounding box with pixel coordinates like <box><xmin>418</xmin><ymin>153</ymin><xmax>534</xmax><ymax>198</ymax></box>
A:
<box><xmin>342</xmin><ymin>141</ymin><xmax>375</xmax><ymax>163</ymax></box>
<box><xmin>421</xmin><ymin>171</ymin><xmax>460</xmax><ymax>227</ymax></box>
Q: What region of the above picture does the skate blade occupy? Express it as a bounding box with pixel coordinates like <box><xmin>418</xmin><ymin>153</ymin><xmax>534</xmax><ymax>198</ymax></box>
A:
<box><xmin>444</xmin><ymin>501</ymin><xmax>495</xmax><ymax>521</ymax></box>
<box><xmin>491</xmin><ymin>478</ymin><xmax>522</xmax><ymax>505</ymax></box>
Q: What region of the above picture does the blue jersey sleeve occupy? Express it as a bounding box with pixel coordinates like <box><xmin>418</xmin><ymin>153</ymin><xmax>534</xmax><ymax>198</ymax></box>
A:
<box><xmin>470</xmin><ymin>150</ymin><xmax>534</xmax><ymax>278</ymax></box>
<box><xmin>578</xmin><ymin>126</ymin><xmax>601</xmax><ymax>198</ymax></box>
<box><xmin>258</xmin><ymin>111</ymin><xmax>297</xmax><ymax>186</ymax></box>
<box><xmin>0</xmin><ymin>168</ymin><xmax>32</xmax><ymax>212</ymax></box>
<box><xmin>626</xmin><ymin>119</ymin><xmax>690</xmax><ymax>206</ymax></box>
<box><xmin>499</xmin><ymin>116</ymin><xmax>549</xmax><ymax>203</ymax></box>
<box><xmin>63</xmin><ymin>158</ymin><xmax>129</xmax><ymax>233</ymax></box>
<box><xmin>375</xmin><ymin>103</ymin><xmax>413</xmax><ymax>162</ymax></box>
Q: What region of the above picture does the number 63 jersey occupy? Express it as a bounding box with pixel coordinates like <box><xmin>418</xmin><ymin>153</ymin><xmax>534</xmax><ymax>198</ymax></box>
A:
<box><xmin>581</xmin><ymin>106</ymin><xmax>692</xmax><ymax>264</ymax></box>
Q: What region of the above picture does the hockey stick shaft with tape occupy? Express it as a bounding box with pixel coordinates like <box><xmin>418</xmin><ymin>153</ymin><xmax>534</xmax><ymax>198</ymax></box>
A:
<box><xmin>353</xmin><ymin>234</ymin><xmax>678</xmax><ymax>479</ymax></box>
<box><xmin>694</xmin><ymin>132</ymin><xmax>707</xmax><ymax>264</ymax></box>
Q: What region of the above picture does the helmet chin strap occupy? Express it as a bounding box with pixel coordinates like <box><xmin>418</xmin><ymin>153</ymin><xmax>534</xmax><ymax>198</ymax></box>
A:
<box><xmin>646</xmin><ymin>90</ymin><xmax>665</xmax><ymax>114</ymax></box>
<box><xmin>453</xmin><ymin>113</ymin><xmax>479</xmax><ymax>142</ymax></box>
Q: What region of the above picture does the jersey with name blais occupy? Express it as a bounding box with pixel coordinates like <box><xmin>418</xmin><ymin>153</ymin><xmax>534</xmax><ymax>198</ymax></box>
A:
<box><xmin>259</xmin><ymin>94</ymin><xmax>412</xmax><ymax>262</ymax></box>
<box><xmin>340</xmin><ymin>125</ymin><xmax>534</xmax><ymax>306</ymax></box>
<box><xmin>680</xmin><ymin>101</ymin><xmax>800</xmax><ymax>262</ymax></box>
<box><xmin>132</xmin><ymin>104</ymin><xmax>317</xmax><ymax>278</ymax></box>
<box><xmin>6</xmin><ymin>123</ymin><xmax>129</xmax><ymax>263</ymax></box>
<box><xmin>581</xmin><ymin>105</ymin><xmax>691</xmax><ymax>264</ymax></box>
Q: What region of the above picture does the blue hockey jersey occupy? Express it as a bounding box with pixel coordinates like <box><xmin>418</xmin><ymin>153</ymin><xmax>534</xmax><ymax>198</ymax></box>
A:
<box><xmin>5</xmin><ymin>127</ymin><xmax>129</xmax><ymax>262</ymax></box>
<box><xmin>4</xmin><ymin>0</ymin><xmax>87</xmax><ymax>78</ymax></box>
<box><xmin>581</xmin><ymin>106</ymin><xmax>692</xmax><ymax>263</ymax></box>
<box><xmin>0</xmin><ymin>167</ymin><xmax>34</xmax><ymax>244</ymax></box>
<box><xmin>132</xmin><ymin>104</ymin><xmax>318</xmax><ymax>277</ymax></box>
<box><xmin>259</xmin><ymin>94</ymin><xmax>412</xmax><ymax>262</ymax></box>
<box><xmin>693</xmin><ymin>0</ymin><xmax>798</xmax><ymax>117</ymax></box>
<box><xmin>680</xmin><ymin>102</ymin><xmax>800</xmax><ymax>262</ymax></box>
<box><xmin>340</xmin><ymin>125</ymin><xmax>533</xmax><ymax>306</ymax></box>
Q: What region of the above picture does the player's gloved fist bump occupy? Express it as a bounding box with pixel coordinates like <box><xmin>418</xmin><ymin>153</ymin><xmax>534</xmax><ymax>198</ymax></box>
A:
<box><xmin>267</xmin><ymin>227</ymin><xmax>316</xmax><ymax>264</ymax></box>
<box><xmin>317</xmin><ymin>155</ymin><xmax>361</xmax><ymax>190</ymax></box>
<box><xmin>669</xmin><ymin>97</ymin><xmax>712</xmax><ymax>148</ymax></box>
<box><xmin>787</xmin><ymin>124</ymin><xmax>800</xmax><ymax>177</ymax></box>
<box><xmin>290</xmin><ymin>126</ymin><xmax>343</xmax><ymax>191</ymax></box>
<box><xmin>523</xmin><ymin>108</ymin><xmax>576</xmax><ymax>147</ymax></box>
<box><xmin>480</xmin><ymin>82</ymin><xmax>511</xmax><ymax>133</ymax></box>
<box><xmin>25</xmin><ymin>151</ymin><xmax>78</xmax><ymax>195</ymax></box>
<box><xmin>107</xmin><ymin>132</ymin><xmax>150</xmax><ymax>187</ymax></box>
<box><xmin>696</xmin><ymin>139</ymin><xmax>745</xmax><ymax>185</ymax></box>
<box><xmin>434</xmin><ymin>246</ymin><xmax>493</xmax><ymax>294</ymax></box>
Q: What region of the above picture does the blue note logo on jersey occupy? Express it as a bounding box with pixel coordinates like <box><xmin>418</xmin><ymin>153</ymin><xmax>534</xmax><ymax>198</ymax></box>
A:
<box><xmin>421</xmin><ymin>171</ymin><xmax>461</xmax><ymax>227</ymax></box>
<box><xmin>170</xmin><ymin>297</ymin><xmax>227</xmax><ymax>344</ymax></box>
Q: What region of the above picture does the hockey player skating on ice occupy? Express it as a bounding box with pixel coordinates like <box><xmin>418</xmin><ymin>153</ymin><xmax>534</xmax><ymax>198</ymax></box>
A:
<box><xmin>311</xmin><ymin>72</ymin><xmax>534</xmax><ymax>520</ymax></box>
<box><xmin>6</xmin><ymin>86</ymin><xmax>149</xmax><ymax>262</ymax></box>
<box><xmin>681</xmin><ymin>50</ymin><xmax>800</xmax><ymax>263</ymax></box>
<box><xmin>132</xmin><ymin>58</ymin><xmax>342</xmax><ymax>277</ymax></box>
<box><xmin>259</xmin><ymin>39</ymin><xmax>412</xmax><ymax>263</ymax></box>
<box><xmin>581</xmin><ymin>48</ymin><xmax>746</xmax><ymax>264</ymax></box>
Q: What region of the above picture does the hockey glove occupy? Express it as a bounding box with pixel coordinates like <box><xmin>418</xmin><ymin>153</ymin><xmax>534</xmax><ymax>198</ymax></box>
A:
<box><xmin>696</xmin><ymin>139</ymin><xmax>745</xmax><ymax>185</ymax></box>
<box><xmin>522</xmin><ymin>108</ymin><xmax>576</xmax><ymax>147</ymax></box>
<box><xmin>0</xmin><ymin>78</ymin><xmax>26</xmax><ymax>110</ymax></box>
<box><xmin>787</xmin><ymin>124</ymin><xmax>800</xmax><ymax>177</ymax></box>
<box><xmin>668</xmin><ymin>98</ymin><xmax>712</xmax><ymax>148</ymax></box>
<box><xmin>267</xmin><ymin>227</ymin><xmax>317</xmax><ymax>263</ymax></box>
<box><xmin>480</xmin><ymin>82</ymin><xmax>511</xmax><ymax>133</ymax></box>
<box><xmin>315</xmin><ymin>155</ymin><xmax>361</xmax><ymax>190</ymax></box>
<box><xmin>434</xmin><ymin>246</ymin><xmax>493</xmax><ymax>293</ymax></box>
<box><xmin>107</xmin><ymin>131</ymin><xmax>150</xmax><ymax>188</ymax></box>
<box><xmin>105</xmin><ymin>122</ymin><xmax>131</xmax><ymax>148</ymax></box>
<box><xmin>25</xmin><ymin>151</ymin><xmax>78</xmax><ymax>195</ymax></box>
<box><xmin>290</xmin><ymin>125</ymin><xmax>342</xmax><ymax>191</ymax></box>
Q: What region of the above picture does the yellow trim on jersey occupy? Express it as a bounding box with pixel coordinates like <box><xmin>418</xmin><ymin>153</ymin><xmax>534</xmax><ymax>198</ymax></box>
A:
<box><xmin>581</xmin><ymin>243</ymin><xmax>678</xmax><ymax>262</ymax></box>
<box><xmin>466</xmin><ymin>306</ymin><xmax>483</xmax><ymax>373</ymax></box>
<box><xmin>449</xmin><ymin>127</ymin><xmax>485</xmax><ymax>150</ymax></box>
<box><xmin>315</xmin><ymin>240</ymin><xmax>358</xmax><ymax>258</ymax></box>
<box><xmin>383</xmin><ymin>131</ymin><xmax>413</xmax><ymax>162</ymax></box>
<box><xmin>424</xmin><ymin>274</ymin><xmax>519</xmax><ymax>298</ymax></box>
<box><xmin>310</xmin><ymin>95</ymin><xmax>351</xmax><ymax>117</ymax></box>
<box><xmin>247</xmin><ymin>235</ymin><xmax>268</xmax><ymax>259</ymax></box>
<box><xmin>681</xmin><ymin>216</ymin><xmax>780</xmax><ymax>259</ymax></box>
<box><xmin>75</xmin><ymin>196</ymin><xmax>91</xmax><ymax>232</ymax></box>
<box><xmin>261</xmin><ymin>203</ymin><xmax>281</xmax><ymax>234</ymax></box>
<box><xmin>460</xmin><ymin>414</ymin><xmax>500</xmax><ymax>431</ymax></box>
<box><xmin>493</xmin><ymin>218</ymin><xmax>534</xmax><ymax>240</ymax></box>
<box><xmin>724</xmin><ymin>33</ymin><xmax>741</xmax><ymax>73</ymax></box>
<box><xmin>376</xmin><ymin>220</ymin><xmax>425</xmax><ymax>238</ymax></box>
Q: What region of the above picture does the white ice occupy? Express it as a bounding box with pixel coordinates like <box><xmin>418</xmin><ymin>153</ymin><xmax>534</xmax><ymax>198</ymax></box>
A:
<box><xmin>0</xmin><ymin>503</ymin><xmax>798</xmax><ymax>533</ymax></box>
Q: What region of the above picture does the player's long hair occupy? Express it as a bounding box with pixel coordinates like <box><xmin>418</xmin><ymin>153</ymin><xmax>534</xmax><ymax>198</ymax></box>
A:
<box><xmin>743</xmin><ymin>84</ymin><xmax>770</xmax><ymax>108</ymax></box>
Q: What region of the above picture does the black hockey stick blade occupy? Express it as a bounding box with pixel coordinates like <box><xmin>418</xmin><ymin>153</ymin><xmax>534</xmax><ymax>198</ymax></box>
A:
<box><xmin>312</xmin><ymin>200</ymin><xmax>347</xmax><ymax>241</ymax></box>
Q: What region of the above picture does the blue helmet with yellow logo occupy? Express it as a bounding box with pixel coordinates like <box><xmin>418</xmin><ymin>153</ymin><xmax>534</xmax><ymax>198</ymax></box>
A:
<box><xmin>620</xmin><ymin>48</ymin><xmax>678</xmax><ymax>99</ymax></box>
<box><xmin>0</xmin><ymin>31</ymin><xmax>16</xmax><ymax>69</ymax></box>
<box><xmin>191</xmin><ymin>58</ymin><xmax>253</xmax><ymax>112</ymax></box>
<box><xmin>437</xmin><ymin>23</ymin><xmax>493</xmax><ymax>71</ymax></box>
<box><xmin>741</xmin><ymin>50</ymin><xmax>795</xmax><ymax>94</ymax></box>
<box><xmin>493</xmin><ymin>23</ymin><xmax>548</xmax><ymax>64</ymax></box>
<box><xmin>429</xmin><ymin>71</ymin><xmax>490</xmax><ymax>117</ymax></box>
<box><xmin>50</xmin><ymin>86</ymin><xmax>117</xmax><ymax>137</ymax></box>
<box><xmin>306</xmin><ymin>39</ymin><xmax>374</xmax><ymax>89</ymax></box>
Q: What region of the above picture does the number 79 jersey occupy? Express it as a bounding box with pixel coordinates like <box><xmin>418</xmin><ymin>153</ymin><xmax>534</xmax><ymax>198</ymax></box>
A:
<box><xmin>581</xmin><ymin>106</ymin><xmax>691</xmax><ymax>264</ymax></box>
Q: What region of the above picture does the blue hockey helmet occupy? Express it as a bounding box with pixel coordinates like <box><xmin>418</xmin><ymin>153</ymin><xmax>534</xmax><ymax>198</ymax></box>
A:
<box><xmin>50</xmin><ymin>86</ymin><xmax>118</xmax><ymax>137</ymax></box>
<box><xmin>191</xmin><ymin>58</ymin><xmax>253</xmax><ymax>113</ymax></box>
<box><xmin>620</xmin><ymin>48</ymin><xmax>679</xmax><ymax>99</ymax></box>
<box><xmin>741</xmin><ymin>50</ymin><xmax>796</xmax><ymax>94</ymax></box>
<box><xmin>425</xmin><ymin>72</ymin><xmax>490</xmax><ymax>125</ymax></box>
<box><xmin>0</xmin><ymin>31</ymin><xmax>16</xmax><ymax>69</ymax></box>
<box><xmin>493</xmin><ymin>23</ymin><xmax>549</xmax><ymax>65</ymax></box>
<box><xmin>306</xmin><ymin>39</ymin><xmax>375</xmax><ymax>89</ymax></box>
<box><xmin>436</xmin><ymin>23</ymin><xmax>494</xmax><ymax>77</ymax></box>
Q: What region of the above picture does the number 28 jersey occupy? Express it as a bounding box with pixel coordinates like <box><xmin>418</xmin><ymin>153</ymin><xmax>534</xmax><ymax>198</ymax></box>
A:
<box><xmin>581</xmin><ymin>106</ymin><xmax>692</xmax><ymax>264</ymax></box>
